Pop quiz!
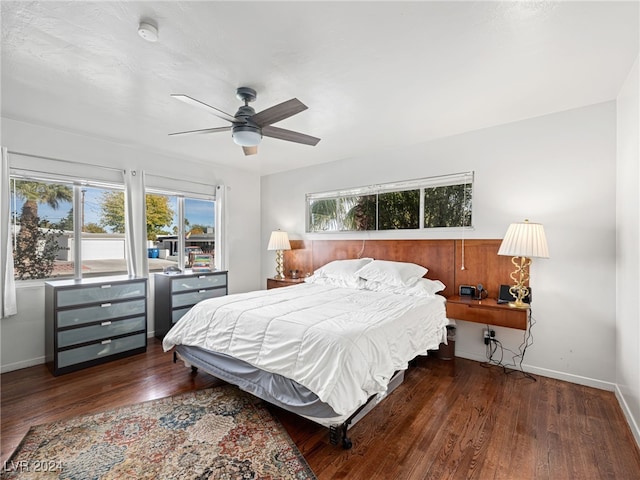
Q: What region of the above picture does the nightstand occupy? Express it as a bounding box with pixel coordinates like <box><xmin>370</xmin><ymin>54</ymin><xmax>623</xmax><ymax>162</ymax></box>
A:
<box><xmin>267</xmin><ymin>277</ymin><xmax>305</xmax><ymax>289</ymax></box>
<box><xmin>445</xmin><ymin>295</ymin><xmax>529</xmax><ymax>330</ymax></box>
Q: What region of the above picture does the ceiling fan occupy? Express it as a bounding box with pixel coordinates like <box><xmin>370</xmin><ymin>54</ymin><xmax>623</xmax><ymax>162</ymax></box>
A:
<box><xmin>169</xmin><ymin>87</ymin><xmax>321</xmax><ymax>156</ymax></box>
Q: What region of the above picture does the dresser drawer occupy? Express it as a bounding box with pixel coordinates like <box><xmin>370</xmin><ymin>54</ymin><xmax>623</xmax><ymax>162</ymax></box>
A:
<box><xmin>57</xmin><ymin>316</ymin><xmax>146</xmax><ymax>348</ymax></box>
<box><xmin>172</xmin><ymin>287</ymin><xmax>227</xmax><ymax>308</ymax></box>
<box><xmin>57</xmin><ymin>333</ymin><xmax>146</xmax><ymax>369</ymax></box>
<box><xmin>57</xmin><ymin>299</ymin><xmax>146</xmax><ymax>328</ymax></box>
<box><xmin>57</xmin><ymin>281</ymin><xmax>145</xmax><ymax>307</ymax></box>
<box><xmin>171</xmin><ymin>274</ymin><xmax>227</xmax><ymax>292</ymax></box>
<box><xmin>172</xmin><ymin>306</ymin><xmax>192</xmax><ymax>324</ymax></box>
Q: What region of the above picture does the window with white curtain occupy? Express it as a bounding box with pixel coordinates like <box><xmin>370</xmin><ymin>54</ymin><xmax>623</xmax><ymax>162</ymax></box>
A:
<box><xmin>306</xmin><ymin>172</ymin><xmax>474</xmax><ymax>232</ymax></box>
<box><xmin>7</xmin><ymin>155</ymin><xmax>224</xmax><ymax>280</ymax></box>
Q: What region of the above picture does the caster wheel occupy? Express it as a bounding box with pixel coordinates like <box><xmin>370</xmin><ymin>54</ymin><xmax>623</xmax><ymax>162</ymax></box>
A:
<box><xmin>342</xmin><ymin>438</ymin><xmax>353</xmax><ymax>450</ymax></box>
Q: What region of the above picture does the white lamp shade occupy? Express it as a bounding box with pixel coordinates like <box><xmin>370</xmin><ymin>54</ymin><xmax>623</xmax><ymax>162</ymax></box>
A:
<box><xmin>498</xmin><ymin>221</ymin><xmax>549</xmax><ymax>258</ymax></box>
<box><xmin>267</xmin><ymin>231</ymin><xmax>291</xmax><ymax>251</ymax></box>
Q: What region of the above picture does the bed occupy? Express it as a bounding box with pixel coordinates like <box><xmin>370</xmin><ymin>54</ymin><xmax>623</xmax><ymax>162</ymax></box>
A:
<box><xmin>162</xmin><ymin>258</ymin><xmax>449</xmax><ymax>448</ymax></box>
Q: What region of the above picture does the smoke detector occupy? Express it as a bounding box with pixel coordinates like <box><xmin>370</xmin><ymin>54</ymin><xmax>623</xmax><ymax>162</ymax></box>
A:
<box><xmin>138</xmin><ymin>22</ymin><xmax>158</xmax><ymax>42</ymax></box>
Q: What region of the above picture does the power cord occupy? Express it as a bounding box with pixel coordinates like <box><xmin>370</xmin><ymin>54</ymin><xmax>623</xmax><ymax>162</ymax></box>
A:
<box><xmin>482</xmin><ymin>308</ymin><xmax>537</xmax><ymax>382</ymax></box>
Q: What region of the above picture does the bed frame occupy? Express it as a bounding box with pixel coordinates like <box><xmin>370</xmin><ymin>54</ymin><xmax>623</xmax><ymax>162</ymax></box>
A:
<box><xmin>173</xmin><ymin>348</ymin><xmax>405</xmax><ymax>449</ymax></box>
<box><xmin>171</xmin><ymin>239</ymin><xmax>512</xmax><ymax>448</ymax></box>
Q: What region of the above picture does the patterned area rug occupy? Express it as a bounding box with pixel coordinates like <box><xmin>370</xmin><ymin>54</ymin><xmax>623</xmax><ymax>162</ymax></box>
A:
<box><xmin>2</xmin><ymin>385</ymin><xmax>317</xmax><ymax>479</ymax></box>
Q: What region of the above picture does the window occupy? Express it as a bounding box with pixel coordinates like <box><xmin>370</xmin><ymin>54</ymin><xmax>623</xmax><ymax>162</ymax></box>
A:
<box><xmin>10</xmin><ymin>176</ymin><xmax>126</xmax><ymax>280</ymax></box>
<box><xmin>81</xmin><ymin>185</ymin><xmax>127</xmax><ymax>276</ymax></box>
<box><xmin>145</xmin><ymin>192</ymin><xmax>216</xmax><ymax>273</ymax></box>
<box><xmin>11</xmin><ymin>178</ymin><xmax>73</xmax><ymax>280</ymax></box>
<box><xmin>306</xmin><ymin>172</ymin><xmax>473</xmax><ymax>233</ymax></box>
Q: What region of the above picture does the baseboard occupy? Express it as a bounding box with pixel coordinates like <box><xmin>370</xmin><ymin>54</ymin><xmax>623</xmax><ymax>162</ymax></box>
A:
<box><xmin>615</xmin><ymin>385</ymin><xmax>640</xmax><ymax>449</ymax></box>
<box><xmin>455</xmin><ymin>350</ymin><xmax>616</xmax><ymax>392</ymax></box>
<box><xmin>1</xmin><ymin>355</ymin><xmax>45</xmax><ymax>374</ymax></box>
<box><xmin>2</xmin><ymin>333</ymin><xmax>158</xmax><ymax>374</ymax></box>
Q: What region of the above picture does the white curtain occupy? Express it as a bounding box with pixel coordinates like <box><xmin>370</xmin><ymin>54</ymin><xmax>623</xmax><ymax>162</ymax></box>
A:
<box><xmin>123</xmin><ymin>169</ymin><xmax>148</xmax><ymax>277</ymax></box>
<box><xmin>1</xmin><ymin>147</ymin><xmax>17</xmax><ymax>317</ymax></box>
<box><xmin>215</xmin><ymin>185</ymin><xmax>227</xmax><ymax>271</ymax></box>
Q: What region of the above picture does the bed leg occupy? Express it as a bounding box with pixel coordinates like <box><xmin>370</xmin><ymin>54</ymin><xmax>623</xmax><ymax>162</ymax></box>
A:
<box><xmin>329</xmin><ymin>424</ymin><xmax>353</xmax><ymax>450</ymax></box>
<box><xmin>173</xmin><ymin>351</ymin><xmax>198</xmax><ymax>374</ymax></box>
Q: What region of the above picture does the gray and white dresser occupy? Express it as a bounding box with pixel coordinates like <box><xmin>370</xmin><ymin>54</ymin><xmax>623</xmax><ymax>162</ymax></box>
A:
<box><xmin>45</xmin><ymin>276</ymin><xmax>147</xmax><ymax>376</ymax></box>
<box><xmin>153</xmin><ymin>270</ymin><xmax>228</xmax><ymax>339</ymax></box>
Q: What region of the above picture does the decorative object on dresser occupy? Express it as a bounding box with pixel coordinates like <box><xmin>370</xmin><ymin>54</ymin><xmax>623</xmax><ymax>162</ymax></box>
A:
<box><xmin>154</xmin><ymin>270</ymin><xmax>228</xmax><ymax>339</ymax></box>
<box><xmin>45</xmin><ymin>276</ymin><xmax>147</xmax><ymax>376</ymax></box>
<box><xmin>267</xmin><ymin>230</ymin><xmax>291</xmax><ymax>280</ymax></box>
<box><xmin>497</xmin><ymin>219</ymin><xmax>549</xmax><ymax>308</ymax></box>
<box><xmin>190</xmin><ymin>253</ymin><xmax>213</xmax><ymax>272</ymax></box>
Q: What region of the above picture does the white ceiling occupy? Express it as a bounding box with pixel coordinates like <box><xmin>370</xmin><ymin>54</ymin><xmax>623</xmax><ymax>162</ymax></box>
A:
<box><xmin>1</xmin><ymin>1</ymin><xmax>638</xmax><ymax>176</ymax></box>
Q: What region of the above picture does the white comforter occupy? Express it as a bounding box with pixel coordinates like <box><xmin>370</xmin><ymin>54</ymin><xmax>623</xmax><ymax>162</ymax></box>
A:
<box><xmin>163</xmin><ymin>283</ymin><xmax>448</xmax><ymax>416</ymax></box>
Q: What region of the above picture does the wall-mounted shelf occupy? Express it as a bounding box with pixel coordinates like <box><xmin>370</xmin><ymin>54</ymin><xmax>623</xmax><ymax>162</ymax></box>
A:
<box><xmin>445</xmin><ymin>295</ymin><xmax>528</xmax><ymax>330</ymax></box>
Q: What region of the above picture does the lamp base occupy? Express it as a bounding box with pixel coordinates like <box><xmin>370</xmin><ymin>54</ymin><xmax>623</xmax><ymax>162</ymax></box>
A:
<box><xmin>274</xmin><ymin>250</ymin><xmax>285</xmax><ymax>280</ymax></box>
<box><xmin>508</xmin><ymin>256</ymin><xmax>532</xmax><ymax>310</ymax></box>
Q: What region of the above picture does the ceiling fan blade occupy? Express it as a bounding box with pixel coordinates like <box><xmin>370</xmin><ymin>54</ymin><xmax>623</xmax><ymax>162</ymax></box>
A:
<box><xmin>262</xmin><ymin>125</ymin><xmax>321</xmax><ymax>146</ymax></box>
<box><xmin>168</xmin><ymin>126</ymin><xmax>231</xmax><ymax>136</ymax></box>
<box><xmin>243</xmin><ymin>146</ymin><xmax>258</xmax><ymax>156</ymax></box>
<box><xmin>251</xmin><ymin>98</ymin><xmax>308</xmax><ymax>127</ymax></box>
<box><xmin>171</xmin><ymin>94</ymin><xmax>239</xmax><ymax>124</ymax></box>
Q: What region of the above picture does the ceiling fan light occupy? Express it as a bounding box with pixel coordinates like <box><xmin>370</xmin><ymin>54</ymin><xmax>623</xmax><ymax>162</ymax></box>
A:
<box><xmin>232</xmin><ymin>126</ymin><xmax>262</xmax><ymax>147</ymax></box>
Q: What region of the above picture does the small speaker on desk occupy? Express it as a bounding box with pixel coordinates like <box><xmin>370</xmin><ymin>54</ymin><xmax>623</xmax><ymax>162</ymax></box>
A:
<box><xmin>498</xmin><ymin>284</ymin><xmax>532</xmax><ymax>304</ymax></box>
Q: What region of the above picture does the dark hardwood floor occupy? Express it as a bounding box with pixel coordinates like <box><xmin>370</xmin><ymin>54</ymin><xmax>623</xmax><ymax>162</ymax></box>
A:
<box><xmin>2</xmin><ymin>339</ymin><xmax>639</xmax><ymax>479</ymax></box>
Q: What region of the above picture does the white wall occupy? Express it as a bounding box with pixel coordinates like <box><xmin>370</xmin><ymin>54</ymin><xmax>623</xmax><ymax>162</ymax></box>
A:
<box><xmin>261</xmin><ymin>101</ymin><xmax>617</xmax><ymax>390</ymax></box>
<box><xmin>1</xmin><ymin>117</ymin><xmax>262</xmax><ymax>372</ymax></box>
<box><xmin>616</xmin><ymin>56</ymin><xmax>640</xmax><ymax>446</ymax></box>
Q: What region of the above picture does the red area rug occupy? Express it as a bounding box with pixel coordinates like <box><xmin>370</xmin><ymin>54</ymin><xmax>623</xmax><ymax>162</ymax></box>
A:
<box><xmin>2</xmin><ymin>385</ymin><xmax>316</xmax><ymax>479</ymax></box>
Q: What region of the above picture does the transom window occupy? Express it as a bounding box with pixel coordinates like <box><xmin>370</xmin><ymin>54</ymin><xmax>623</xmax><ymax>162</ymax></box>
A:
<box><xmin>306</xmin><ymin>172</ymin><xmax>473</xmax><ymax>232</ymax></box>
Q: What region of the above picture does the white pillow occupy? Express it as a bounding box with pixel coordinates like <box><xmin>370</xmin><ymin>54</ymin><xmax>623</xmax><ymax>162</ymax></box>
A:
<box><xmin>355</xmin><ymin>260</ymin><xmax>428</xmax><ymax>287</ymax></box>
<box><xmin>364</xmin><ymin>278</ymin><xmax>445</xmax><ymax>297</ymax></box>
<box><xmin>313</xmin><ymin>258</ymin><xmax>373</xmax><ymax>280</ymax></box>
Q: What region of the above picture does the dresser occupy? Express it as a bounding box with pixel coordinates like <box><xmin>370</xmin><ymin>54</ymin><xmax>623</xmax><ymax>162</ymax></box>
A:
<box><xmin>45</xmin><ymin>276</ymin><xmax>148</xmax><ymax>376</ymax></box>
<box><xmin>154</xmin><ymin>270</ymin><xmax>228</xmax><ymax>339</ymax></box>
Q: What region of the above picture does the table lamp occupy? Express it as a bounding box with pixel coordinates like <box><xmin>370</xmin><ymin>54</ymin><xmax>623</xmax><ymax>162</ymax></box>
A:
<box><xmin>267</xmin><ymin>230</ymin><xmax>291</xmax><ymax>280</ymax></box>
<box><xmin>497</xmin><ymin>219</ymin><xmax>549</xmax><ymax>308</ymax></box>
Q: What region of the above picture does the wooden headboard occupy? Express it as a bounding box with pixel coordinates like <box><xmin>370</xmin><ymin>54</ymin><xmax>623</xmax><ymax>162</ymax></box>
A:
<box><xmin>283</xmin><ymin>239</ymin><xmax>516</xmax><ymax>299</ymax></box>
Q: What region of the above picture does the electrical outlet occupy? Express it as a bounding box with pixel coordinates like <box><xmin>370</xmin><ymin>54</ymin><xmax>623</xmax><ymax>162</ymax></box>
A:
<box><xmin>483</xmin><ymin>328</ymin><xmax>496</xmax><ymax>345</ymax></box>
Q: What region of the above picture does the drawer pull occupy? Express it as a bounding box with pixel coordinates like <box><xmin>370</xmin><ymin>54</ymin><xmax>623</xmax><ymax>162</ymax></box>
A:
<box><xmin>101</xmin><ymin>285</ymin><xmax>112</xmax><ymax>289</ymax></box>
<box><xmin>198</xmin><ymin>275</ymin><xmax>206</xmax><ymax>279</ymax></box>
<box><xmin>101</xmin><ymin>303</ymin><xmax>112</xmax><ymax>308</ymax></box>
<box><xmin>101</xmin><ymin>339</ymin><xmax>112</xmax><ymax>345</ymax></box>
<box><xmin>101</xmin><ymin>321</ymin><xmax>112</xmax><ymax>326</ymax></box>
